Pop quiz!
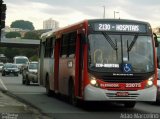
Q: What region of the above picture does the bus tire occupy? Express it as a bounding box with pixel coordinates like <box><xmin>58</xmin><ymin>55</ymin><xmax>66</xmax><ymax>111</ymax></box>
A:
<box><xmin>69</xmin><ymin>80</ymin><xmax>78</xmax><ymax>106</ymax></box>
<box><xmin>124</xmin><ymin>101</ymin><xmax>136</xmax><ymax>108</ymax></box>
<box><xmin>25</xmin><ymin>76</ymin><xmax>30</xmax><ymax>85</ymax></box>
<box><xmin>2</xmin><ymin>72</ymin><xmax>5</xmax><ymax>76</ymax></box>
<box><xmin>22</xmin><ymin>79</ymin><xmax>25</xmax><ymax>85</ymax></box>
<box><xmin>46</xmin><ymin>75</ymin><xmax>52</xmax><ymax>97</ymax></box>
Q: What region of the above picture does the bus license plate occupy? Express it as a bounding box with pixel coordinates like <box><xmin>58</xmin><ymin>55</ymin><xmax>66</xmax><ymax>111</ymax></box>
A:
<box><xmin>116</xmin><ymin>92</ymin><xmax>129</xmax><ymax>97</ymax></box>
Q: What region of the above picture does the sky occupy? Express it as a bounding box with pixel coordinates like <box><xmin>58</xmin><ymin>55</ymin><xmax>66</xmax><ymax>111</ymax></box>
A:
<box><xmin>4</xmin><ymin>0</ymin><xmax>160</xmax><ymax>30</ymax></box>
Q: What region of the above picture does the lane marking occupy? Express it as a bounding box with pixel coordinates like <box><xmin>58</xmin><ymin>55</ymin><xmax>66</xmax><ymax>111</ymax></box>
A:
<box><xmin>0</xmin><ymin>78</ymin><xmax>8</xmax><ymax>90</ymax></box>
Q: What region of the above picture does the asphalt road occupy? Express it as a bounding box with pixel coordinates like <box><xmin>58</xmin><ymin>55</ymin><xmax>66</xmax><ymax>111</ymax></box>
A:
<box><xmin>0</xmin><ymin>74</ymin><xmax>160</xmax><ymax>119</ymax></box>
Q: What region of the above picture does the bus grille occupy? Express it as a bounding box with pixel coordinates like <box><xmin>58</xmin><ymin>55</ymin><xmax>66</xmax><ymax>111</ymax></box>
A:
<box><xmin>101</xmin><ymin>77</ymin><xmax>144</xmax><ymax>83</ymax></box>
<box><xmin>106</xmin><ymin>93</ymin><xmax>139</xmax><ymax>100</ymax></box>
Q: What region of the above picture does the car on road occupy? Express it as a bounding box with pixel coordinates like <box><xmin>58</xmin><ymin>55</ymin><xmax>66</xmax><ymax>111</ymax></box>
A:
<box><xmin>22</xmin><ymin>61</ymin><xmax>38</xmax><ymax>85</ymax></box>
<box><xmin>13</xmin><ymin>56</ymin><xmax>29</xmax><ymax>74</ymax></box>
<box><xmin>1</xmin><ymin>63</ymin><xmax>19</xmax><ymax>76</ymax></box>
<box><xmin>0</xmin><ymin>62</ymin><xmax>4</xmax><ymax>72</ymax></box>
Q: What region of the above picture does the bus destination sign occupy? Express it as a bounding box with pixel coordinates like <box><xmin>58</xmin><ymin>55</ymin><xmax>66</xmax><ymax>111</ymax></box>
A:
<box><xmin>94</xmin><ymin>23</ymin><xmax>147</xmax><ymax>33</ymax></box>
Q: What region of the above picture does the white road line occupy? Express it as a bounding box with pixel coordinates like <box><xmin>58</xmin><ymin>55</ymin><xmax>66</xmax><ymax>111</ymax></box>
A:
<box><xmin>0</xmin><ymin>78</ymin><xmax>8</xmax><ymax>90</ymax></box>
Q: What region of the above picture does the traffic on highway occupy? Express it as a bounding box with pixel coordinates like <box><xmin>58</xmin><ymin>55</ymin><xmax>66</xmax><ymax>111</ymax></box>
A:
<box><xmin>1</xmin><ymin>0</ymin><xmax>160</xmax><ymax>119</ymax></box>
<box><xmin>0</xmin><ymin>71</ymin><xmax>160</xmax><ymax>119</ymax></box>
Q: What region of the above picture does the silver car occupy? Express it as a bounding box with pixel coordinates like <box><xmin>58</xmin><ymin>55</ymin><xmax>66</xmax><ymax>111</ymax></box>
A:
<box><xmin>22</xmin><ymin>61</ymin><xmax>38</xmax><ymax>85</ymax></box>
<box><xmin>0</xmin><ymin>62</ymin><xmax>4</xmax><ymax>72</ymax></box>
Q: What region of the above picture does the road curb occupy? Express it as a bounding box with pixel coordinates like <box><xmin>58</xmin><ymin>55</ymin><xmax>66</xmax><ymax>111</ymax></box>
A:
<box><xmin>0</xmin><ymin>88</ymin><xmax>51</xmax><ymax>119</ymax></box>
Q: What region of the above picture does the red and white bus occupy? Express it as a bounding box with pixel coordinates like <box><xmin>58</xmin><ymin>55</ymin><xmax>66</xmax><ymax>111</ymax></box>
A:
<box><xmin>38</xmin><ymin>19</ymin><xmax>158</xmax><ymax>108</ymax></box>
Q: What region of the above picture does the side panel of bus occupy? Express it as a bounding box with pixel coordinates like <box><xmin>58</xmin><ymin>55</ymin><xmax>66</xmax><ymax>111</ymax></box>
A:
<box><xmin>38</xmin><ymin>42</ymin><xmax>45</xmax><ymax>86</ymax></box>
<box><xmin>58</xmin><ymin>32</ymin><xmax>77</xmax><ymax>95</ymax></box>
<box><xmin>57</xmin><ymin>30</ymin><xmax>86</xmax><ymax>98</ymax></box>
<box><xmin>39</xmin><ymin>38</ymin><xmax>55</xmax><ymax>88</ymax></box>
<box><xmin>54</xmin><ymin>39</ymin><xmax>60</xmax><ymax>91</ymax></box>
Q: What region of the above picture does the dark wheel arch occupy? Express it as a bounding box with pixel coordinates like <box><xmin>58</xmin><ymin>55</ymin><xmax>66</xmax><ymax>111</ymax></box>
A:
<box><xmin>45</xmin><ymin>73</ymin><xmax>52</xmax><ymax>96</ymax></box>
<box><xmin>68</xmin><ymin>77</ymin><xmax>79</xmax><ymax>106</ymax></box>
<box><xmin>25</xmin><ymin>75</ymin><xmax>30</xmax><ymax>85</ymax></box>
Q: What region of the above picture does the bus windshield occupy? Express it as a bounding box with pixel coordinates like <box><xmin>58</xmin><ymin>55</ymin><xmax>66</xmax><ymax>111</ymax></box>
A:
<box><xmin>16</xmin><ymin>58</ymin><xmax>28</xmax><ymax>64</ymax></box>
<box><xmin>88</xmin><ymin>33</ymin><xmax>154</xmax><ymax>73</ymax></box>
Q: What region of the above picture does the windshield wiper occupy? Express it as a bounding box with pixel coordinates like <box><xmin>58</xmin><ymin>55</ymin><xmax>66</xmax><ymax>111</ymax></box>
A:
<box><xmin>127</xmin><ymin>34</ymin><xmax>138</xmax><ymax>60</ymax></box>
<box><xmin>127</xmin><ymin>34</ymin><xmax>138</xmax><ymax>52</ymax></box>
<box><xmin>102</xmin><ymin>32</ymin><xmax>117</xmax><ymax>50</ymax></box>
<box><xmin>102</xmin><ymin>32</ymin><xmax>118</xmax><ymax>60</ymax></box>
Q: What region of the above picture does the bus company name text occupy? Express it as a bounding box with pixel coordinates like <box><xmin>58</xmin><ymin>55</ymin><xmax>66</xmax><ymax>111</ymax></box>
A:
<box><xmin>100</xmin><ymin>83</ymin><xmax>141</xmax><ymax>88</ymax></box>
<box><xmin>96</xmin><ymin>63</ymin><xmax>119</xmax><ymax>68</ymax></box>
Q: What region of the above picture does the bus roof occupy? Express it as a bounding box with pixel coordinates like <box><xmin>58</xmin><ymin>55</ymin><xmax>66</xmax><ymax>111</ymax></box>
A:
<box><xmin>41</xmin><ymin>19</ymin><xmax>151</xmax><ymax>41</ymax></box>
<box><xmin>88</xmin><ymin>19</ymin><xmax>150</xmax><ymax>24</ymax></box>
<box><xmin>13</xmin><ymin>56</ymin><xmax>28</xmax><ymax>59</ymax></box>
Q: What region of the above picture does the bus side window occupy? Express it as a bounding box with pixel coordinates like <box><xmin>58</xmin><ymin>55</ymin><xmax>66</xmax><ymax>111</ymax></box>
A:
<box><xmin>60</xmin><ymin>35</ymin><xmax>68</xmax><ymax>58</ymax></box>
<box><xmin>60</xmin><ymin>32</ymin><xmax>76</xmax><ymax>58</ymax></box>
<box><xmin>44</xmin><ymin>39</ymin><xmax>50</xmax><ymax>58</ymax></box>
<box><xmin>68</xmin><ymin>32</ymin><xmax>76</xmax><ymax>58</ymax></box>
<box><xmin>49</xmin><ymin>37</ymin><xmax>55</xmax><ymax>58</ymax></box>
<box><xmin>158</xmin><ymin>57</ymin><xmax>160</xmax><ymax>68</ymax></box>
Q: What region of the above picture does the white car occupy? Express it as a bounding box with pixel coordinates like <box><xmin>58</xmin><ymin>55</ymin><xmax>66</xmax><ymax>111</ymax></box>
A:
<box><xmin>22</xmin><ymin>61</ymin><xmax>38</xmax><ymax>85</ymax></box>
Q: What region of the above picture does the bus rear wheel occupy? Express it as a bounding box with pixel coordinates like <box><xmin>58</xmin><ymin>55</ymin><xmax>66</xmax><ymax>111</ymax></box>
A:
<box><xmin>46</xmin><ymin>75</ymin><xmax>52</xmax><ymax>96</ymax></box>
<box><xmin>25</xmin><ymin>76</ymin><xmax>30</xmax><ymax>85</ymax></box>
<box><xmin>124</xmin><ymin>101</ymin><xmax>136</xmax><ymax>108</ymax></box>
<box><xmin>22</xmin><ymin>79</ymin><xmax>25</xmax><ymax>85</ymax></box>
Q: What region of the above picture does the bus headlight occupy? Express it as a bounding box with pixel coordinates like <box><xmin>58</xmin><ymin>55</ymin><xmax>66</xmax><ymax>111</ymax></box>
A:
<box><xmin>147</xmin><ymin>80</ymin><xmax>153</xmax><ymax>86</ymax></box>
<box><xmin>89</xmin><ymin>74</ymin><xmax>99</xmax><ymax>87</ymax></box>
<box><xmin>146</xmin><ymin>75</ymin><xmax>154</xmax><ymax>88</ymax></box>
<box><xmin>90</xmin><ymin>79</ymin><xmax>97</xmax><ymax>85</ymax></box>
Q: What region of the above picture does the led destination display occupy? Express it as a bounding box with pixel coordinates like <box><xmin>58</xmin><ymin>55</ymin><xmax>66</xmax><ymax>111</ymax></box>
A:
<box><xmin>94</xmin><ymin>23</ymin><xmax>147</xmax><ymax>33</ymax></box>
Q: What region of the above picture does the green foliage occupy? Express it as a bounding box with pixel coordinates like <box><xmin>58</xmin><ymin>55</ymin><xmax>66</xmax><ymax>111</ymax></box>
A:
<box><xmin>10</xmin><ymin>20</ymin><xmax>35</xmax><ymax>30</ymax></box>
<box><xmin>5</xmin><ymin>48</ymin><xmax>20</xmax><ymax>62</ymax></box>
<box><xmin>29</xmin><ymin>55</ymin><xmax>38</xmax><ymax>61</ymax></box>
<box><xmin>5</xmin><ymin>32</ymin><xmax>21</xmax><ymax>38</ymax></box>
<box><xmin>23</xmin><ymin>31</ymin><xmax>40</xmax><ymax>40</ymax></box>
<box><xmin>0</xmin><ymin>47</ymin><xmax>38</xmax><ymax>62</ymax></box>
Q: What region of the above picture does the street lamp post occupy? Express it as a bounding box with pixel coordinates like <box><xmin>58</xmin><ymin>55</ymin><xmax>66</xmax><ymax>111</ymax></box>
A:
<box><xmin>114</xmin><ymin>11</ymin><xmax>119</xmax><ymax>19</ymax></box>
<box><xmin>102</xmin><ymin>6</ymin><xmax>106</xmax><ymax>19</ymax></box>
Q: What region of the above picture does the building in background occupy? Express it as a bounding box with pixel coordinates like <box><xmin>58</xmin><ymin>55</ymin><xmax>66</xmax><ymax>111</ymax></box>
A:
<box><xmin>43</xmin><ymin>18</ymin><xmax>59</xmax><ymax>30</ymax></box>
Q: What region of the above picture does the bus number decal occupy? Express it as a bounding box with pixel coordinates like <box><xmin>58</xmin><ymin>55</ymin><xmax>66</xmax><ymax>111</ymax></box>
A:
<box><xmin>99</xmin><ymin>24</ymin><xmax>110</xmax><ymax>31</ymax></box>
<box><xmin>126</xmin><ymin>83</ymin><xmax>141</xmax><ymax>88</ymax></box>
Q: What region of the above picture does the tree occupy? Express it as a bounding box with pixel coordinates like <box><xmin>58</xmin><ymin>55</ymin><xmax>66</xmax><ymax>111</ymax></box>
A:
<box><xmin>4</xmin><ymin>48</ymin><xmax>20</xmax><ymax>62</ymax></box>
<box><xmin>10</xmin><ymin>20</ymin><xmax>35</xmax><ymax>30</ymax></box>
<box><xmin>1</xmin><ymin>47</ymin><xmax>38</xmax><ymax>62</ymax></box>
<box><xmin>5</xmin><ymin>32</ymin><xmax>21</xmax><ymax>38</ymax></box>
<box><xmin>29</xmin><ymin>55</ymin><xmax>38</xmax><ymax>61</ymax></box>
<box><xmin>23</xmin><ymin>31</ymin><xmax>40</xmax><ymax>40</ymax></box>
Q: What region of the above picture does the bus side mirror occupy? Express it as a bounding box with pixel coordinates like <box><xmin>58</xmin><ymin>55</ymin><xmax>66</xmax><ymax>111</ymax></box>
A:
<box><xmin>153</xmin><ymin>33</ymin><xmax>159</xmax><ymax>47</ymax></box>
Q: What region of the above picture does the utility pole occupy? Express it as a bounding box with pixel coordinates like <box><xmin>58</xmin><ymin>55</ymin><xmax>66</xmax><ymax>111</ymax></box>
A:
<box><xmin>114</xmin><ymin>11</ymin><xmax>119</xmax><ymax>19</ymax></box>
<box><xmin>0</xmin><ymin>0</ymin><xmax>2</xmax><ymax>39</ymax></box>
<box><xmin>0</xmin><ymin>0</ymin><xmax>7</xmax><ymax>41</ymax></box>
<box><xmin>103</xmin><ymin>6</ymin><xmax>106</xmax><ymax>19</ymax></box>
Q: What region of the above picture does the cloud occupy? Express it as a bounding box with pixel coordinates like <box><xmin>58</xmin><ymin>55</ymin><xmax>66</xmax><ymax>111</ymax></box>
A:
<box><xmin>4</xmin><ymin>0</ymin><xmax>160</xmax><ymax>29</ymax></box>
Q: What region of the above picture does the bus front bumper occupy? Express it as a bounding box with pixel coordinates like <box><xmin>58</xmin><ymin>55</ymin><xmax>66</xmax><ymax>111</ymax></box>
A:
<box><xmin>84</xmin><ymin>84</ymin><xmax>157</xmax><ymax>101</ymax></box>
